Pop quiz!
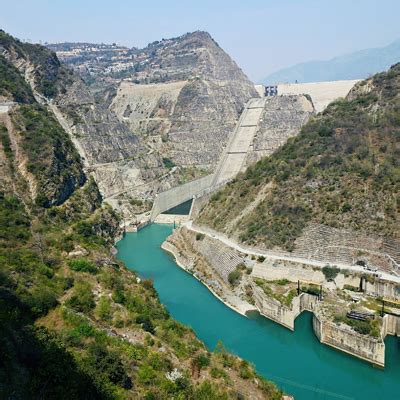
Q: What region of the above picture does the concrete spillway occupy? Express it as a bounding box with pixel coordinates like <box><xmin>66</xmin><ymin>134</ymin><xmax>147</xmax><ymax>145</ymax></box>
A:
<box><xmin>212</xmin><ymin>98</ymin><xmax>266</xmax><ymax>185</ymax></box>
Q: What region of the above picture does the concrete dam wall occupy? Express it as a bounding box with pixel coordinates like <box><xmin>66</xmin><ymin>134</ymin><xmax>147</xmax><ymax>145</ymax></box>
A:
<box><xmin>150</xmin><ymin>79</ymin><xmax>360</xmax><ymax>221</ymax></box>
<box><xmin>150</xmin><ymin>174</ymin><xmax>213</xmax><ymax>221</ymax></box>
<box><xmin>277</xmin><ymin>80</ymin><xmax>360</xmax><ymax>113</ymax></box>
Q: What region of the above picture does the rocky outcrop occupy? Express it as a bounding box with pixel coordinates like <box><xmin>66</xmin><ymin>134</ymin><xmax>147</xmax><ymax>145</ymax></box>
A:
<box><xmin>0</xmin><ymin>30</ymin><xmax>174</xmax><ymax>213</ymax></box>
<box><xmin>0</xmin><ymin>33</ymin><xmax>86</xmax><ymax>206</ymax></box>
<box><xmin>109</xmin><ymin>31</ymin><xmax>259</xmax><ymax>169</ymax></box>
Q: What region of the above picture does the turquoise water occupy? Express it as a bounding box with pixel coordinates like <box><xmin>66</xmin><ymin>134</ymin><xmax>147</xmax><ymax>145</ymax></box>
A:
<box><xmin>116</xmin><ymin>224</ymin><xmax>400</xmax><ymax>400</ymax></box>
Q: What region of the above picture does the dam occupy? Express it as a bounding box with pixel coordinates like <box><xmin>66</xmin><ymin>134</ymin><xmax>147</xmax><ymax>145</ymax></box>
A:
<box><xmin>149</xmin><ymin>79</ymin><xmax>359</xmax><ymax>221</ymax></box>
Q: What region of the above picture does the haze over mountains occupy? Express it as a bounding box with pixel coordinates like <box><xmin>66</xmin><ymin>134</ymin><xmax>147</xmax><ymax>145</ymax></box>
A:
<box><xmin>262</xmin><ymin>39</ymin><xmax>400</xmax><ymax>84</ymax></box>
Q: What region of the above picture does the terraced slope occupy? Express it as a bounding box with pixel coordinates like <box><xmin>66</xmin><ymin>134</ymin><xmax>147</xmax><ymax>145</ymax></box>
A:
<box><xmin>60</xmin><ymin>31</ymin><xmax>259</xmax><ymax>170</ymax></box>
<box><xmin>198</xmin><ymin>64</ymin><xmax>400</xmax><ymax>253</ymax></box>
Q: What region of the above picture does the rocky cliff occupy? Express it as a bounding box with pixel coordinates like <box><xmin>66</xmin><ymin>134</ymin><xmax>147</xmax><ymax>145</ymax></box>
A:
<box><xmin>0</xmin><ymin>31</ymin><xmax>85</xmax><ymax>206</ymax></box>
<box><xmin>51</xmin><ymin>32</ymin><xmax>259</xmax><ymax>171</ymax></box>
<box><xmin>1</xmin><ymin>29</ymin><xmax>176</xmax><ymax>221</ymax></box>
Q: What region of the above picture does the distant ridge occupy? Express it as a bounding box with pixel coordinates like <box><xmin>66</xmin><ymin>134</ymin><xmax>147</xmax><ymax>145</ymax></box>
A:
<box><xmin>262</xmin><ymin>39</ymin><xmax>400</xmax><ymax>84</ymax></box>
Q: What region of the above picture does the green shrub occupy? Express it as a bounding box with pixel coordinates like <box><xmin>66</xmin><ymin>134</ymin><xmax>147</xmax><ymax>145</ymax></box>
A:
<box><xmin>343</xmin><ymin>284</ymin><xmax>359</xmax><ymax>292</ymax></box>
<box><xmin>136</xmin><ymin>314</ymin><xmax>155</xmax><ymax>334</ymax></box>
<box><xmin>228</xmin><ymin>269</ymin><xmax>241</xmax><ymax>286</ymax></box>
<box><xmin>196</xmin><ymin>233</ymin><xmax>205</xmax><ymax>241</ymax></box>
<box><xmin>66</xmin><ymin>282</ymin><xmax>95</xmax><ymax>313</ymax></box>
<box><xmin>162</xmin><ymin>157</ymin><xmax>175</xmax><ymax>169</ymax></box>
<box><xmin>322</xmin><ymin>265</ymin><xmax>340</xmax><ymax>281</ymax></box>
<box><xmin>95</xmin><ymin>296</ymin><xmax>112</xmax><ymax>321</ymax></box>
<box><xmin>68</xmin><ymin>259</ymin><xmax>97</xmax><ymax>274</ymax></box>
<box><xmin>301</xmin><ymin>285</ymin><xmax>320</xmax><ymax>296</ymax></box>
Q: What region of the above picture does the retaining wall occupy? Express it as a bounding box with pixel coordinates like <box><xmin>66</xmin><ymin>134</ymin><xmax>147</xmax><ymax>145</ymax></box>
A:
<box><xmin>382</xmin><ymin>314</ymin><xmax>400</xmax><ymax>337</ymax></box>
<box><xmin>313</xmin><ymin>314</ymin><xmax>385</xmax><ymax>367</ymax></box>
<box><xmin>363</xmin><ymin>279</ymin><xmax>400</xmax><ymax>302</ymax></box>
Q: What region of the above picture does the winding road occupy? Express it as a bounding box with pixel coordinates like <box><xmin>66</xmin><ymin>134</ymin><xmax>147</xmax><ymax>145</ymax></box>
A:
<box><xmin>183</xmin><ymin>220</ymin><xmax>400</xmax><ymax>284</ymax></box>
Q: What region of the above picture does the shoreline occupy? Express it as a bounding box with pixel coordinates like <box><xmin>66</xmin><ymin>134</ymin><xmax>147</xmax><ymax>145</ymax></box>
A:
<box><xmin>118</xmin><ymin>225</ymin><xmax>393</xmax><ymax>368</ymax></box>
<box><xmin>161</xmin><ymin>241</ymin><xmax>257</xmax><ymax>318</ymax></box>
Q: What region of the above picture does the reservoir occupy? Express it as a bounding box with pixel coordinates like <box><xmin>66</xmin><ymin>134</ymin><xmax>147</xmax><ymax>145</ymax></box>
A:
<box><xmin>116</xmin><ymin>224</ymin><xmax>400</xmax><ymax>400</ymax></box>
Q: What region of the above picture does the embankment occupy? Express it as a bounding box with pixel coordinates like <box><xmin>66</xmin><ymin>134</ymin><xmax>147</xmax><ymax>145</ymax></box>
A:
<box><xmin>163</xmin><ymin>226</ymin><xmax>400</xmax><ymax>367</ymax></box>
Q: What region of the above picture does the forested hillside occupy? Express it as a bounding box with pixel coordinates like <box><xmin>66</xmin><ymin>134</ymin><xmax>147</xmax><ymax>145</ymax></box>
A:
<box><xmin>199</xmin><ymin>64</ymin><xmax>400</xmax><ymax>250</ymax></box>
<box><xmin>0</xmin><ymin>30</ymin><xmax>282</xmax><ymax>399</ymax></box>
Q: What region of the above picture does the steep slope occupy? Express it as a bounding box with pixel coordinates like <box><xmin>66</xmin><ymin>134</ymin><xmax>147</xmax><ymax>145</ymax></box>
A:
<box><xmin>0</xmin><ymin>35</ymin><xmax>85</xmax><ymax>206</ymax></box>
<box><xmin>110</xmin><ymin>32</ymin><xmax>258</xmax><ymax>169</ymax></box>
<box><xmin>263</xmin><ymin>39</ymin><xmax>400</xmax><ymax>84</ymax></box>
<box><xmin>199</xmin><ymin>64</ymin><xmax>400</xmax><ymax>254</ymax></box>
<box><xmin>51</xmin><ymin>32</ymin><xmax>259</xmax><ymax>170</ymax></box>
<box><xmin>1</xmin><ymin>30</ymin><xmax>181</xmax><ymax>222</ymax></box>
<box><xmin>0</xmin><ymin>30</ymin><xmax>283</xmax><ymax>399</ymax></box>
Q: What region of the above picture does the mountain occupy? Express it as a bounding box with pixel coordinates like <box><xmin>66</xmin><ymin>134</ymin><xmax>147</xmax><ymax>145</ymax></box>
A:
<box><xmin>198</xmin><ymin>63</ymin><xmax>400</xmax><ymax>252</ymax></box>
<box><xmin>49</xmin><ymin>32</ymin><xmax>258</xmax><ymax>172</ymax></box>
<box><xmin>262</xmin><ymin>39</ymin><xmax>400</xmax><ymax>84</ymax></box>
<box><xmin>0</xmin><ymin>30</ymin><xmax>282</xmax><ymax>399</ymax></box>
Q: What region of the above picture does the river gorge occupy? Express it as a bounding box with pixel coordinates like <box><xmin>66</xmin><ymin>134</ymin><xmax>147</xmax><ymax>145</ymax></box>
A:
<box><xmin>116</xmin><ymin>224</ymin><xmax>400</xmax><ymax>400</ymax></box>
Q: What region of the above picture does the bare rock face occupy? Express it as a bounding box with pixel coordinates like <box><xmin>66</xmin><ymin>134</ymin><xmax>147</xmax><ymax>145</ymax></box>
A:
<box><xmin>110</xmin><ymin>31</ymin><xmax>258</xmax><ymax>170</ymax></box>
<box><xmin>55</xmin><ymin>80</ymin><xmax>144</xmax><ymax>164</ymax></box>
<box><xmin>43</xmin><ymin>31</ymin><xmax>259</xmax><ymax>214</ymax></box>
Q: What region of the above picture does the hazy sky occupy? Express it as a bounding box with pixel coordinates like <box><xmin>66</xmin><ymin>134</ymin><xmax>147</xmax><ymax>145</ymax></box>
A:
<box><xmin>1</xmin><ymin>0</ymin><xmax>399</xmax><ymax>82</ymax></box>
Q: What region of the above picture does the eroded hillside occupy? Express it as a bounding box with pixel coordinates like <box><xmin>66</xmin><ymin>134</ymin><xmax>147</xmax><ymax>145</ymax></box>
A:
<box><xmin>198</xmin><ymin>64</ymin><xmax>400</xmax><ymax>254</ymax></box>
<box><xmin>0</xmin><ymin>30</ymin><xmax>283</xmax><ymax>399</ymax></box>
<box><xmin>51</xmin><ymin>32</ymin><xmax>259</xmax><ymax>171</ymax></box>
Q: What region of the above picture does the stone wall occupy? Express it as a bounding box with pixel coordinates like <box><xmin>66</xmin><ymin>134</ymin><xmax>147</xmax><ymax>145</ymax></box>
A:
<box><xmin>293</xmin><ymin>223</ymin><xmax>400</xmax><ymax>274</ymax></box>
<box><xmin>363</xmin><ymin>279</ymin><xmax>400</xmax><ymax>302</ymax></box>
<box><xmin>313</xmin><ymin>314</ymin><xmax>385</xmax><ymax>367</ymax></box>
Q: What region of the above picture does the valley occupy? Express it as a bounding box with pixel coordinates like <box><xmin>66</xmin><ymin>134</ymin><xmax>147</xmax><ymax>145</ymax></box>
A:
<box><xmin>1</xmin><ymin>17</ymin><xmax>399</xmax><ymax>400</ymax></box>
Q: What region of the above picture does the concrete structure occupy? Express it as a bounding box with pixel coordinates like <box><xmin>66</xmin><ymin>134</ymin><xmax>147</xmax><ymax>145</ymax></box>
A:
<box><xmin>0</xmin><ymin>102</ymin><xmax>16</xmax><ymax>114</ymax></box>
<box><xmin>150</xmin><ymin>97</ymin><xmax>267</xmax><ymax>220</ymax></box>
<box><xmin>150</xmin><ymin>174</ymin><xmax>213</xmax><ymax>221</ymax></box>
<box><xmin>277</xmin><ymin>80</ymin><xmax>360</xmax><ymax>113</ymax></box>
<box><xmin>265</xmin><ymin>85</ymin><xmax>278</xmax><ymax>96</ymax></box>
<box><xmin>252</xmin><ymin>285</ymin><xmax>318</xmax><ymax>330</ymax></box>
<box><xmin>254</xmin><ymin>84</ymin><xmax>265</xmax><ymax>98</ymax></box>
<box><xmin>153</xmin><ymin>214</ymin><xmax>189</xmax><ymax>225</ymax></box>
<box><xmin>150</xmin><ymin>79</ymin><xmax>361</xmax><ymax>221</ymax></box>
<box><xmin>212</xmin><ymin>98</ymin><xmax>266</xmax><ymax>185</ymax></box>
<box><xmin>382</xmin><ymin>314</ymin><xmax>400</xmax><ymax>337</ymax></box>
<box><xmin>313</xmin><ymin>314</ymin><xmax>385</xmax><ymax>367</ymax></box>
